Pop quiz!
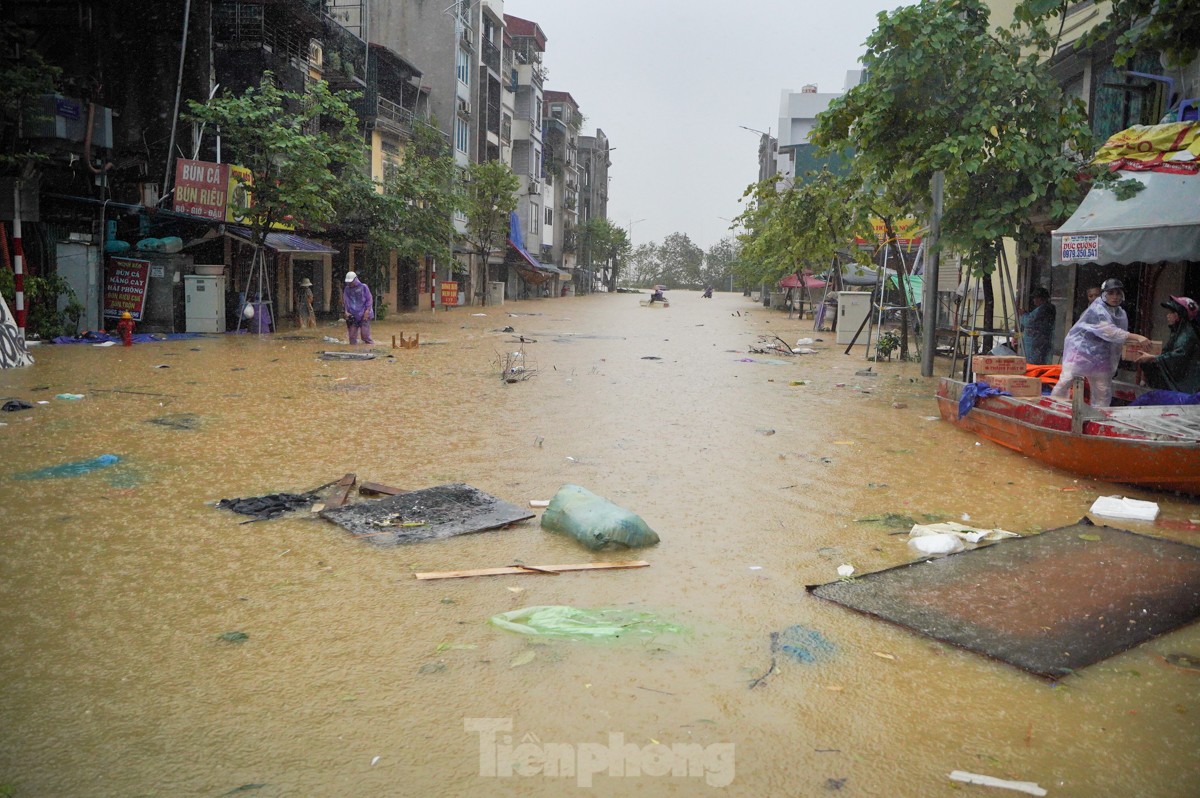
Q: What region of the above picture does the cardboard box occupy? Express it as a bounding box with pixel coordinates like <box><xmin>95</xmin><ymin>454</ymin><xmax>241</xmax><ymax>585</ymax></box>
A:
<box><xmin>972</xmin><ymin>355</ymin><xmax>1027</xmax><ymax>376</ymax></box>
<box><xmin>1122</xmin><ymin>339</ymin><xmax>1163</xmax><ymax>360</ymax></box>
<box><xmin>979</xmin><ymin>374</ymin><xmax>1042</xmax><ymax>397</ymax></box>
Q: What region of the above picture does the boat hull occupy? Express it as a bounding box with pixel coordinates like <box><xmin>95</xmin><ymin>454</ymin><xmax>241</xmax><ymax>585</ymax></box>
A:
<box><xmin>936</xmin><ymin>378</ymin><xmax>1200</xmax><ymax>495</ymax></box>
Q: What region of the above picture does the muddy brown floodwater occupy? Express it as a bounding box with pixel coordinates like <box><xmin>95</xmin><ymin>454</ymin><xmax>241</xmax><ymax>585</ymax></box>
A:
<box><xmin>1</xmin><ymin>291</ymin><xmax>1198</xmax><ymax>797</ymax></box>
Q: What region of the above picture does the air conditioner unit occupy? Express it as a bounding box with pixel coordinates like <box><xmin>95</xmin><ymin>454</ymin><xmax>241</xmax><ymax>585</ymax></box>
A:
<box><xmin>528</xmin><ymin>181</ymin><xmax>541</xmax><ymax>195</ymax></box>
<box><xmin>457</xmin><ymin>98</ymin><xmax>471</xmax><ymax>117</ymax></box>
<box><xmin>461</xmin><ymin>27</ymin><xmax>475</xmax><ymax>45</ymax></box>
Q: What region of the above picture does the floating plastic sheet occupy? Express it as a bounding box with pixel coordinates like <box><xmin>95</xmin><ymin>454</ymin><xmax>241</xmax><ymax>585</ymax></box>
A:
<box><xmin>13</xmin><ymin>454</ymin><xmax>120</xmax><ymax>480</ymax></box>
<box><xmin>490</xmin><ymin>606</ymin><xmax>685</xmax><ymax>640</ymax></box>
<box><xmin>320</xmin><ymin>483</ymin><xmax>533</xmax><ymax>546</ymax></box>
<box><xmin>808</xmin><ymin>520</ymin><xmax>1200</xmax><ymax>678</ymax></box>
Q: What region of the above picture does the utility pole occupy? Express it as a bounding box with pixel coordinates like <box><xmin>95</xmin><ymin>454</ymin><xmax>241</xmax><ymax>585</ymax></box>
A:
<box><xmin>921</xmin><ymin>171</ymin><xmax>943</xmax><ymax>377</ymax></box>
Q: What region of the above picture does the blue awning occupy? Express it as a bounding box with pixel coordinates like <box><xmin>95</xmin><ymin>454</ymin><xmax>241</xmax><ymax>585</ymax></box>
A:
<box><xmin>507</xmin><ymin>211</ymin><xmax>565</xmax><ymax>281</ymax></box>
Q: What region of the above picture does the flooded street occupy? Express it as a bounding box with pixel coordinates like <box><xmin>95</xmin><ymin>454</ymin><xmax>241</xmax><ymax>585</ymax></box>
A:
<box><xmin>1</xmin><ymin>291</ymin><xmax>1198</xmax><ymax>797</ymax></box>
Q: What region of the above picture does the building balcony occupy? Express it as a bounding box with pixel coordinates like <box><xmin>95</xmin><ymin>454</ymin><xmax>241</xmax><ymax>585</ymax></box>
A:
<box><xmin>482</xmin><ymin>39</ymin><xmax>501</xmax><ymax>74</ymax></box>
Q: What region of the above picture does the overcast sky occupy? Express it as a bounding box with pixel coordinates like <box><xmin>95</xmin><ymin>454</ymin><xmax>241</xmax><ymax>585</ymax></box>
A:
<box><xmin>507</xmin><ymin>0</ymin><xmax>899</xmax><ymax>252</ymax></box>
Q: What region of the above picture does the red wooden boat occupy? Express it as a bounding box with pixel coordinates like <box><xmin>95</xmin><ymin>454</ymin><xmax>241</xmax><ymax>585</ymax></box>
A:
<box><xmin>936</xmin><ymin>378</ymin><xmax>1200</xmax><ymax>496</ymax></box>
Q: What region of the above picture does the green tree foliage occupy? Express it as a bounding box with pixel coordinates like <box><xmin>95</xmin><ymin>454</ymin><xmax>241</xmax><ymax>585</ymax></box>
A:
<box><xmin>811</xmin><ymin>0</ymin><xmax>1093</xmax><ymax>275</ymax></box>
<box><xmin>703</xmin><ymin>236</ymin><xmax>740</xmax><ymax>290</ymax></box>
<box><xmin>1017</xmin><ymin>0</ymin><xmax>1200</xmax><ymax>68</ymax></box>
<box><xmin>461</xmin><ymin>159</ymin><xmax>520</xmax><ymax>305</ymax></box>
<box><xmin>734</xmin><ymin>171</ymin><xmax>871</xmax><ymax>288</ymax></box>
<box><xmin>0</xmin><ymin>21</ymin><xmax>61</xmax><ymax>176</ymax></box>
<box><xmin>579</xmin><ymin>217</ymin><xmax>629</xmax><ymax>291</ymax></box>
<box><xmin>336</xmin><ymin>124</ymin><xmax>460</xmax><ymax>295</ymax></box>
<box><xmin>184</xmin><ymin>72</ymin><xmax>367</xmax><ymax>246</ymax></box>
<box><xmin>657</xmin><ymin>233</ymin><xmax>705</xmax><ymax>288</ymax></box>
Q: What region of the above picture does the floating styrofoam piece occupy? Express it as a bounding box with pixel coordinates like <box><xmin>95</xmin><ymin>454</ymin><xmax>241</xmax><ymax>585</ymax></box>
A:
<box><xmin>1089</xmin><ymin>495</ymin><xmax>1159</xmax><ymax>521</ymax></box>
<box><xmin>908</xmin><ymin>533</ymin><xmax>965</xmax><ymax>556</ymax></box>
<box><xmin>948</xmin><ymin>770</ymin><xmax>1046</xmax><ymax>796</ymax></box>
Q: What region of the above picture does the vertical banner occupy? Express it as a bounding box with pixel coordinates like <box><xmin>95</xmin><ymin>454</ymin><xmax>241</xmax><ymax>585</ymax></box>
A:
<box><xmin>440</xmin><ymin>281</ymin><xmax>459</xmax><ymax>308</ymax></box>
<box><xmin>104</xmin><ymin>257</ymin><xmax>151</xmax><ymax>320</ymax></box>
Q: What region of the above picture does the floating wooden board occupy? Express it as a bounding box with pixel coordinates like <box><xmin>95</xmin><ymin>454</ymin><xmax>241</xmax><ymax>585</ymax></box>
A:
<box><xmin>415</xmin><ymin>560</ymin><xmax>650</xmax><ymax>580</ymax></box>
<box><xmin>323</xmin><ymin>473</ymin><xmax>357</xmax><ymax>509</ymax></box>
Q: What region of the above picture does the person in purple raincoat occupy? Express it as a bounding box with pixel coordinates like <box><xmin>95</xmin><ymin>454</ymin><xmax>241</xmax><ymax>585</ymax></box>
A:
<box><xmin>341</xmin><ymin>271</ymin><xmax>375</xmax><ymax>344</ymax></box>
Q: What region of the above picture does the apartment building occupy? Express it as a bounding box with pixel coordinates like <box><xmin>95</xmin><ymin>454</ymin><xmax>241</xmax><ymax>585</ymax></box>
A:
<box><xmin>542</xmin><ymin>90</ymin><xmax>582</xmax><ymax>289</ymax></box>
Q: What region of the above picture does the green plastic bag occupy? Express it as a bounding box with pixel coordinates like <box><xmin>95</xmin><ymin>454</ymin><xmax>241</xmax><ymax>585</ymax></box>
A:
<box><xmin>489</xmin><ymin>606</ymin><xmax>685</xmax><ymax>640</ymax></box>
<box><xmin>540</xmin><ymin>484</ymin><xmax>660</xmax><ymax>550</ymax></box>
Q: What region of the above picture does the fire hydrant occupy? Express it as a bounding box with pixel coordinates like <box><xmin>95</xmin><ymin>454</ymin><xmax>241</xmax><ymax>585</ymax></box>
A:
<box><xmin>116</xmin><ymin>311</ymin><xmax>135</xmax><ymax>347</ymax></box>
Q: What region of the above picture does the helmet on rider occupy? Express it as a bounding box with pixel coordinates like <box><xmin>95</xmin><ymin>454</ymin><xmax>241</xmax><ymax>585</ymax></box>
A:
<box><xmin>1100</xmin><ymin>278</ymin><xmax>1124</xmax><ymax>293</ymax></box>
<box><xmin>1163</xmin><ymin>295</ymin><xmax>1199</xmax><ymax>322</ymax></box>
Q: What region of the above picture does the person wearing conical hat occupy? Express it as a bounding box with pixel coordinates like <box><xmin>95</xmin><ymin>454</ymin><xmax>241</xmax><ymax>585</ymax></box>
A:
<box><xmin>296</xmin><ymin>277</ymin><xmax>316</xmax><ymax>329</ymax></box>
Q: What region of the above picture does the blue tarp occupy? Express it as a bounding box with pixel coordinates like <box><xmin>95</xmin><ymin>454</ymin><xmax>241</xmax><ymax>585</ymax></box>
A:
<box><xmin>53</xmin><ymin>332</ymin><xmax>205</xmax><ymax>345</ymax></box>
<box><xmin>1130</xmin><ymin>389</ymin><xmax>1200</xmax><ymax>406</ymax></box>
<box><xmin>507</xmin><ymin>212</ymin><xmax>566</xmax><ymax>277</ymax></box>
<box><xmin>958</xmin><ymin>381</ymin><xmax>1012</xmax><ymax>418</ymax></box>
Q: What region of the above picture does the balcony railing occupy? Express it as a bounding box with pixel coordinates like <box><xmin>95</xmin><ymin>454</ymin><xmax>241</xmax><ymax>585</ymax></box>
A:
<box><xmin>215</xmin><ymin>6</ymin><xmax>315</xmax><ymax>71</ymax></box>
<box><xmin>482</xmin><ymin>39</ymin><xmax>501</xmax><ymax>73</ymax></box>
<box><xmin>376</xmin><ymin>96</ymin><xmax>415</xmax><ymax>131</ymax></box>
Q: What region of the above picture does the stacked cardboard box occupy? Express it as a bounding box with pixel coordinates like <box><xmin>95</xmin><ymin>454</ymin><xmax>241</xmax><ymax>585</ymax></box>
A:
<box><xmin>972</xmin><ymin>355</ymin><xmax>1027</xmax><ymax>376</ymax></box>
<box><xmin>979</xmin><ymin>374</ymin><xmax>1043</xmax><ymax>397</ymax></box>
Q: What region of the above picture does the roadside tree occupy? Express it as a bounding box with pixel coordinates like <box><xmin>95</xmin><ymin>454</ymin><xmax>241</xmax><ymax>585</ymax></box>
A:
<box><xmin>1017</xmin><ymin>0</ymin><xmax>1200</xmax><ymax>68</ymax></box>
<box><xmin>461</xmin><ymin>160</ymin><xmax>519</xmax><ymax>305</ymax></box>
<box><xmin>811</xmin><ymin>0</ymin><xmax>1093</xmax><ymax>344</ymax></box>
<box><xmin>580</xmin><ymin>217</ymin><xmax>629</xmax><ymax>291</ymax></box>
<box><xmin>184</xmin><ymin>72</ymin><xmax>366</xmax><ymax>252</ymax></box>
<box><xmin>336</xmin><ymin>123</ymin><xmax>459</xmax><ymax>307</ymax></box>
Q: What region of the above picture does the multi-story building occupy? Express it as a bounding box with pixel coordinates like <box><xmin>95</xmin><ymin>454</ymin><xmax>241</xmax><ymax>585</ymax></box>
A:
<box><xmin>477</xmin><ymin>1</ymin><xmax>512</xmax><ymax>167</ymax></box>
<box><xmin>501</xmin><ymin>14</ymin><xmax>557</xmax><ymax>299</ymax></box>
<box><xmin>577</xmin><ymin>129</ymin><xmax>611</xmax><ymax>294</ymax></box>
<box><xmin>542</xmin><ymin>90</ymin><xmax>582</xmax><ymax>291</ymax></box>
<box><xmin>775</xmin><ymin>75</ymin><xmax>859</xmax><ymax>184</ymax></box>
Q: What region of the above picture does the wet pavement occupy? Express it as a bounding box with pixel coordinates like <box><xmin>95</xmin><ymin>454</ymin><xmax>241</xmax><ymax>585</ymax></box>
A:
<box><xmin>1</xmin><ymin>291</ymin><xmax>1198</xmax><ymax>796</ymax></box>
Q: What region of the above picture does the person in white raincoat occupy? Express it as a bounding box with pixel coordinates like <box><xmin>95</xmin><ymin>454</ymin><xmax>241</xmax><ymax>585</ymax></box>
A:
<box><xmin>1050</xmin><ymin>278</ymin><xmax>1147</xmax><ymax>406</ymax></box>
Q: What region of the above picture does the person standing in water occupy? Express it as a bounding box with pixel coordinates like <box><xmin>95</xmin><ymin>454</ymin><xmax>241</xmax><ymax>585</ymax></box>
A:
<box><xmin>341</xmin><ymin>271</ymin><xmax>374</xmax><ymax>345</ymax></box>
<box><xmin>296</xmin><ymin>278</ymin><xmax>316</xmax><ymax>329</ymax></box>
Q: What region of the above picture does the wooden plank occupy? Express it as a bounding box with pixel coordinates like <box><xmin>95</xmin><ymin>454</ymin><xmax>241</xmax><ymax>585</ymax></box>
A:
<box><xmin>415</xmin><ymin>560</ymin><xmax>650</xmax><ymax>580</ymax></box>
<box><xmin>323</xmin><ymin>473</ymin><xmax>357</xmax><ymax>509</ymax></box>
<box><xmin>359</xmin><ymin>482</ymin><xmax>408</xmax><ymax>496</ymax></box>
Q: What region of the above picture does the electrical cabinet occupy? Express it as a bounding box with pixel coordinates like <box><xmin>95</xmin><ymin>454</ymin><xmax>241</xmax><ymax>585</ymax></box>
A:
<box><xmin>836</xmin><ymin>291</ymin><xmax>873</xmax><ymax>345</ymax></box>
<box><xmin>184</xmin><ymin>275</ymin><xmax>226</xmax><ymax>333</ymax></box>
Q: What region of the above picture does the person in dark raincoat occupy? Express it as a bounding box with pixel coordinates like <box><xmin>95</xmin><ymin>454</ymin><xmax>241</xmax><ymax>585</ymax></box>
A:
<box><xmin>1019</xmin><ymin>286</ymin><xmax>1055</xmax><ymax>365</ymax></box>
<box><xmin>1134</xmin><ymin>296</ymin><xmax>1200</xmax><ymax>394</ymax></box>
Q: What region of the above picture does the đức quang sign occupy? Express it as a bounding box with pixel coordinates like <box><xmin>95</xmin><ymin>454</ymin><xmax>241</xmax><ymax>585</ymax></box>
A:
<box><xmin>104</xmin><ymin>257</ymin><xmax>151</xmax><ymax>321</ymax></box>
<box><xmin>1059</xmin><ymin>234</ymin><xmax>1099</xmax><ymax>263</ymax></box>
<box><xmin>172</xmin><ymin>159</ymin><xmax>255</xmax><ymax>223</ymax></box>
